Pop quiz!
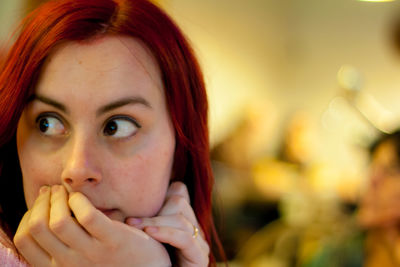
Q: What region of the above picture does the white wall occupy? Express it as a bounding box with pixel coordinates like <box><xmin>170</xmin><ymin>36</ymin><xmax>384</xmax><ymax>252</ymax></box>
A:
<box><xmin>0</xmin><ymin>0</ymin><xmax>23</xmax><ymax>41</ymax></box>
<box><xmin>160</xmin><ymin>0</ymin><xmax>400</xmax><ymax>154</ymax></box>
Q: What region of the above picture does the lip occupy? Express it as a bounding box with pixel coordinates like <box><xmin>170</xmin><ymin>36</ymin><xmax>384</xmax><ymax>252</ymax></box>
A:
<box><xmin>97</xmin><ymin>208</ymin><xmax>117</xmax><ymax>217</ymax></box>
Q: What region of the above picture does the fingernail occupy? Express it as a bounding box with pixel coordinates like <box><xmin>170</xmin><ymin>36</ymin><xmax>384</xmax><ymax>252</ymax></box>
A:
<box><xmin>127</xmin><ymin>218</ymin><xmax>142</xmax><ymax>225</ymax></box>
<box><xmin>51</xmin><ymin>185</ymin><xmax>61</xmax><ymax>193</ymax></box>
<box><xmin>145</xmin><ymin>226</ymin><xmax>158</xmax><ymax>234</ymax></box>
<box><xmin>39</xmin><ymin>186</ymin><xmax>49</xmax><ymax>194</ymax></box>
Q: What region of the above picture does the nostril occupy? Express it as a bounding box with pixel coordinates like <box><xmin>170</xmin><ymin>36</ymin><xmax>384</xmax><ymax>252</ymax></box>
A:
<box><xmin>64</xmin><ymin>177</ymin><xmax>97</xmax><ymax>185</ymax></box>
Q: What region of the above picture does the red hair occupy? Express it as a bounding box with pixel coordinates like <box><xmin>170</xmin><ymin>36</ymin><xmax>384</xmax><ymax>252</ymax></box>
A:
<box><xmin>0</xmin><ymin>0</ymin><xmax>224</xmax><ymax>264</ymax></box>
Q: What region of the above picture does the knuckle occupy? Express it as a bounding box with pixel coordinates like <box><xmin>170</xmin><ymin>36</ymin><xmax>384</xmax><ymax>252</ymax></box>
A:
<box><xmin>49</xmin><ymin>216</ymin><xmax>68</xmax><ymax>234</ymax></box>
<box><xmin>176</xmin><ymin>214</ymin><xmax>191</xmax><ymax>228</ymax></box>
<box><xmin>28</xmin><ymin>217</ymin><xmax>48</xmax><ymax>235</ymax></box>
<box><xmin>170</xmin><ymin>182</ymin><xmax>190</xmax><ymax>199</ymax></box>
<box><xmin>13</xmin><ymin>233</ymin><xmax>29</xmax><ymax>251</ymax></box>
<box><xmin>182</xmin><ymin>232</ymin><xmax>196</xmax><ymax>247</ymax></box>
<box><xmin>80</xmin><ymin>241</ymin><xmax>102</xmax><ymax>262</ymax></box>
<box><xmin>86</xmin><ymin>247</ymin><xmax>107</xmax><ymax>263</ymax></box>
<box><xmin>176</xmin><ymin>213</ymin><xmax>186</xmax><ymax>222</ymax></box>
<box><xmin>170</xmin><ymin>181</ymin><xmax>186</xmax><ymax>193</ymax></box>
<box><xmin>106</xmin><ymin>242</ymin><xmax>120</xmax><ymax>256</ymax></box>
<box><xmin>170</xmin><ymin>195</ymin><xmax>188</xmax><ymax>210</ymax></box>
<box><xmin>78</xmin><ymin>210</ymin><xmax>97</xmax><ymax>227</ymax></box>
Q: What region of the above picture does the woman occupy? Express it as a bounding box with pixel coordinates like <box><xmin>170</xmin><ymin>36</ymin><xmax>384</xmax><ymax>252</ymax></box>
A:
<box><xmin>0</xmin><ymin>0</ymin><xmax>223</xmax><ymax>265</ymax></box>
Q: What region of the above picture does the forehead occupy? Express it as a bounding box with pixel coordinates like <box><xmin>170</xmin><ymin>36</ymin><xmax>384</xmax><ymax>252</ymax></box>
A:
<box><xmin>35</xmin><ymin>35</ymin><xmax>163</xmax><ymax>98</ymax></box>
<box><xmin>48</xmin><ymin>35</ymin><xmax>159</xmax><ymax>72</ymax></box>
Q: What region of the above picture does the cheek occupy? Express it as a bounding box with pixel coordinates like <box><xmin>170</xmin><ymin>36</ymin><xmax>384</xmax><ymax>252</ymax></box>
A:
<box><xmin>19</xmin><ymin>150</ymin><xmax>61</xmax><ymax>209</ymax></box>
<box><xmin>110</xmin><ymin>141</ymin><xmax>175</xmax><ymax>217</ymax></box>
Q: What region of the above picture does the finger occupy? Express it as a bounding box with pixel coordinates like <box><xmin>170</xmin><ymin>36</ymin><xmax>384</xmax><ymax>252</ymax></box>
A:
<box><xmin>127</xmin><ymin>215</ymin><xmax>209</xmax><ymax>253</ymax></box>
<box><xmin>160</xmin><ymin>194</ymin><xmax>196</xmax><ymax>220</ymax></box>
<box><xmin>50</xmin><ymin>185</ymin><xmax>93</xmax><ymax>250</ymax></box>
<box><xmin>144</xmin><ymin>226</ymin><xmax>209</xmax><ymax>266</ymax></box>
<box><xmin>14</xmin><ymin>210</ymin><xmax>52</xmax><ymax>267</ymax></box>
<box><xmin>158</xmin><ymin>194</ymin><xmax>200</xmax><ymax>237</ymax></box>
<box><xmin>166</xmin><ymin>182</ymin><xmax>190</xmax><ymax>204</ymax></box>
<box><xmin>68</xmin><ymin>191</ymin><xmax>115</xmax><ymax>242</ymax></box>
<box><xmin>160</xmin><ymin>182</ymin><xmax>203</xmax><ymax>237</ymax></box>
<box><xmin>28</xmin><ymin>186</ymin><xmax>70</xmax><ymax>258</ymax></box>
<box><xmin>127</xmin><ymin>214</ymin><xmax>192</xmax><ymax>232</ymax></box>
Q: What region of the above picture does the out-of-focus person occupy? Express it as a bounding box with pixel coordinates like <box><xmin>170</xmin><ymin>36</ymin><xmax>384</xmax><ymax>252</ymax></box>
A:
<box><xmin>357</xmin><ymin>130</ymin><xmax>400</xmax><ymax>267</ymax></box>
<box><xmin>304</xmin><ymin>130</ymin><xmax>400</xmax><ymax>267</ymax></box>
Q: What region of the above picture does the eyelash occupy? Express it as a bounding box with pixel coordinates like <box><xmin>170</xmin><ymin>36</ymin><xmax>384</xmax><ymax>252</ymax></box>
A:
<box><xmin>105</xmin><ymin>115</ymin><xmax>141</xmax><ymax>129</ymax></box>
<box><xmin>35</xmin><ymin>112</ymin><xmax>67</xmax><ymax>134</ymax></box>
<box><xmin>35</xmin><ymin>112</ymin><xmax>63</xmax><ymax>122</ymax></box>
<box><xmin>103</xmin><ymin>115</ymin><xmax>142</xmax><ymax>139</ymax></box>
<box><xmin>34</xmin><ymin>113</ymin><xmax>142</xmax><ymax>138</ymax></box>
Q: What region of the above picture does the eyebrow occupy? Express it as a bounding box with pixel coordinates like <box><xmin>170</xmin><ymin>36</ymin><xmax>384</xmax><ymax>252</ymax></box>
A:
<box><xmin>29</xmin><ymin>94</ymin><xmax>152</xmax><ymax>116</ymax></box>
<box><xmin>29</xmin><ymin>94</ymin><xmax>67</xmax><ymax>113</ymax></box>
<box><xmin>96</xmin><ymin>97</ymin><xmax>152</xmax><ymax>116</ymax></box>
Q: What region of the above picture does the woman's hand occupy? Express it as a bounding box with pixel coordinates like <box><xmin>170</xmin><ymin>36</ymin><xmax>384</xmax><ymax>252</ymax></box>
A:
<box><xmin>126</xmin><ymin>182</ymin><xmax>210</xmax><ymax>267</ymax></box>
<box><xmin>13</xmin><ymin>185</ymin><xmax>171</xmax><ymax>267</ymax></box>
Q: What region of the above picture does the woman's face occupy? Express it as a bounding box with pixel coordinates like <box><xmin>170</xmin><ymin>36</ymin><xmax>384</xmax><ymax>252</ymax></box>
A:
<box><xmin>16</xmin><ymin>35</ymin><xmax>176</xmax><ymax>222</ymax></box>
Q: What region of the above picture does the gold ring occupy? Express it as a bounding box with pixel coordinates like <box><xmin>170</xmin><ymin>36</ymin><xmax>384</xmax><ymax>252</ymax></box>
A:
<box><xmin>192</xmin><ymin>224</ymin><xmax>199</xmax><ymax>239</ymax></box>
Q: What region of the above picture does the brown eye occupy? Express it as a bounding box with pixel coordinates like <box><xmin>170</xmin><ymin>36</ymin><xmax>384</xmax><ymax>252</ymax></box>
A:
<box><xmin>39</xmin><ymin>118</ymin><xmax>49</xmax><ymax>132</ymax></box>
<box><xmin>103</xmin><ymin>118</ymin><xmax>140</xmax><ymax>138</ymax></box>
<box><xmin>104</xmin><ymin>120</ymin><xmax>118</xmax><ymax>136</ymax></box>
<box><xmin>36</xmin><ymin>116</ymin><xmax>66</xmax><ymax>136</ymax></box>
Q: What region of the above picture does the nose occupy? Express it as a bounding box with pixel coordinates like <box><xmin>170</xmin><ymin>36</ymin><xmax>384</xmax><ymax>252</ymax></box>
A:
<box><xmin>61</xmin><ymin>134</ymin><xmax>102</xmax><ymax>190</ymax></box>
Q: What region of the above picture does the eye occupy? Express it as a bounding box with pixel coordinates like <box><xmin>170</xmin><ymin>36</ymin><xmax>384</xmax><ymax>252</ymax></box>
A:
<box><xmin>36</xmin><ymin>115</ymin><xmax>66</xmax><ymax>136</ymax></box>
<box><xmin>103</xmin><ymin>117</ymin><xmax>140</xmax><ymax>138</ymax></box>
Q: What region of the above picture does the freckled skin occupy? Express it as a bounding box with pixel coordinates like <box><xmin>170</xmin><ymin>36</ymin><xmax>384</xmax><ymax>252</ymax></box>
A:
<box><xmin>16</xmin><ymin>35</ymin><xmax>176</xmax><ymax>222</ymax></box>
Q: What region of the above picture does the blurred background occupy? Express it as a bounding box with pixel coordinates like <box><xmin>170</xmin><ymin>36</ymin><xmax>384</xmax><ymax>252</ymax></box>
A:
<box><xmin>3</xmin><ymin>0</ymin><xmax>400</xmax><ymax>266</ymax></box>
